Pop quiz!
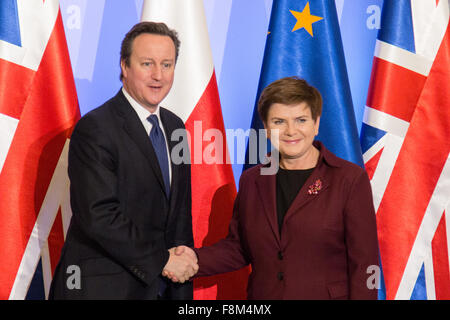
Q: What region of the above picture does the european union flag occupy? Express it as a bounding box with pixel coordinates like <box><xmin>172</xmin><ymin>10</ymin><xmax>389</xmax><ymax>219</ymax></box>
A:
<box><xmin>245</xmin><ymin>0</ymin><xmax>363</xmax><ymax>169</ymax></box>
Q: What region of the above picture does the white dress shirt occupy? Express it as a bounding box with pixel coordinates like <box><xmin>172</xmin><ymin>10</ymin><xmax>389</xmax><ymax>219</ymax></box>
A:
<box><xmin>122</xmin><ymin>87</ymin><xmax>172</xmax><ymax>185</ymax></box>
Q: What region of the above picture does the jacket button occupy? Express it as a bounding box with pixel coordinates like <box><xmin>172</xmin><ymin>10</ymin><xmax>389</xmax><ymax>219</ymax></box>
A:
<box><xmin>277</xmin><ymin>272</ymin><xmax>284</xmax><ymax>281</ymax></box>
<box><xmin>278</xmin><ymin>251</ymin><xmax>283</xmax><ymax>260</ymax></box>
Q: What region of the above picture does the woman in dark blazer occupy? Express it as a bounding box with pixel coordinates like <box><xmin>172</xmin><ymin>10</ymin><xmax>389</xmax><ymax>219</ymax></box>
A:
<box><xmin>167</xmin><ymin>77</ymin><xmax>379</xmax><ymax>299</ymax></box>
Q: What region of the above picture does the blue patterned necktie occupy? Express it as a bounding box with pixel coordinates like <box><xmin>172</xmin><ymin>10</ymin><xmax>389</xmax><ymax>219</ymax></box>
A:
<box><xmin>147</xmin><ymin>114</ymin><xmax>170</xmax><ymax>197</ymax></box>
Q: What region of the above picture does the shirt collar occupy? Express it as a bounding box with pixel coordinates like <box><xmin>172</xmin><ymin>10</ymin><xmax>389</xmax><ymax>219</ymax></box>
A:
<box><xmin>122</xmin><ymin>87</ymin><xmax>161</xmax><ymax>124</ymax></box>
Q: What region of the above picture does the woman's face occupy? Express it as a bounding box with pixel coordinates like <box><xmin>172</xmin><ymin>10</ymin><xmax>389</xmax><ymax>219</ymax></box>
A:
<box><xmin>265</xmin><ymin>102</ymin><xmax>320</xmax><ymax>161</ymax></box>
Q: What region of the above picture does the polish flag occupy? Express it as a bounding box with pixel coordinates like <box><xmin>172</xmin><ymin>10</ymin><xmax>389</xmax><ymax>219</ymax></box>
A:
<box><xmin>0</xmin><ymin>0</ymin><xmax>80</xmax><ymax>299</ymax></box>
<box><xmin>141</xmin><ymin>0</ymin><xmax>249</xmax><ymax>299</ymax></box>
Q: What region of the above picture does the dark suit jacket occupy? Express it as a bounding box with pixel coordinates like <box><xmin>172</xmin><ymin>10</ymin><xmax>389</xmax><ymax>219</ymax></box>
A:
<box><xmin>195</xmin><ymin>141</ymin><xmax>379</xmax><ymax>299</ymax></box>
<box><xmin>49</xmin><ymin>90</ymin><xmax>193</xmax><ymax>299</ymax></box>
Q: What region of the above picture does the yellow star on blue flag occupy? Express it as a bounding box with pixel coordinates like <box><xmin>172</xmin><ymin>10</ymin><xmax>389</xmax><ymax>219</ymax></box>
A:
<box><xmin>290</xmin><ymin>2</ymin><xmax>323</xmax><ymax>36</ymax></box>
<box><xmin>245</xmin><ymin>0</ymin><xmax>364</xmax><ymax>170</ymax></box>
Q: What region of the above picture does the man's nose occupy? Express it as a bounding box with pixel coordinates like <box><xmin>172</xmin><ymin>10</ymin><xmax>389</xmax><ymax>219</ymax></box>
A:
<box><xmin>151</xmin><ymin>65</ymin><xmax>162</xmax><ymax>80</ymax></box>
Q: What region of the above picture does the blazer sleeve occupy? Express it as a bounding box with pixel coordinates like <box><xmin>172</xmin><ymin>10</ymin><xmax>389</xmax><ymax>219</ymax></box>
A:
<box><xmin>344</xmin><ymin>169</ymin><xmax>380</xmax><ymax>300</ymax></box>
<box><xmin>194</xmin><ymin>177</ymin><xmax>250</xmax><ymax>277</ymax></box>
<box><xmin>171</xmin><ymin>133</ymin><xmax>194</xmax><ymax>249</ymax></box>
<box><xmin>167</xmin><ymin>144</ymin><xmax>194</xmax><ymax>299</ymax></box>
<box><xmin>68</xmin><ymin>117</ymin><xmax>169</xmax><ymax>286</ymax></box>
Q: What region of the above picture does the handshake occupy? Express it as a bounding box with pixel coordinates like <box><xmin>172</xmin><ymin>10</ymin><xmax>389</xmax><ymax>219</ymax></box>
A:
<box><xmin>162</xmin><ymin>246</ymin><xmax>198</xmax><ymax>283</ymax></box>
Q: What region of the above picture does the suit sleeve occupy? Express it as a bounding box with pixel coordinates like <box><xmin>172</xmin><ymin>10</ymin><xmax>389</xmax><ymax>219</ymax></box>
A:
<box><xmin>68</xmin><ymin>117</ymin><xmax>169</xmax><ymax>287</ymax></box>
<box><xmin>344</xmin><ymin>169</ymin><xmax>380</xmax><ymax>300</ymax></box>
<box><xmin>167</xmin><ymin>132</ymin><xmax>194</xmax><ymax>299</ymax></box>
<box><xmin>171</xmin><ymin>127</ymin><xmax>194</xmax><ymax>249</ymax></box>
<box><xmin>194</xmin><ymin>175</ymin><xmax>250</xmax><ymax>277</ymax></box>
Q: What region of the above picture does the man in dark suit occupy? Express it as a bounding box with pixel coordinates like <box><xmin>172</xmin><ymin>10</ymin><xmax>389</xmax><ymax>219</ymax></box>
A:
<box><xmin>49</xmin><ymin>22</ymin><xmax>197</xmax><ymax>299</ymax></box>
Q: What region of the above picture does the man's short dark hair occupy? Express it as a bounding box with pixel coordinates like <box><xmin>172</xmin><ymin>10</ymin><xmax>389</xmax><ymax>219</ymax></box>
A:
<box><xmin>258</xmin><ymin>76</ymin><xmax>323</xmax><ymax>123</ymax></box>
<box><xmin>120</xmin><ymin>21</ymin><xmax>181</xmax><ymax>81</ymax></box>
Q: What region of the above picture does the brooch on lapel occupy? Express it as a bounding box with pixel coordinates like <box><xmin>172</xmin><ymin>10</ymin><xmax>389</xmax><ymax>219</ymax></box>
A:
<box><xmin>308</xmin><ymin>179</ymin><xmax>323</xmax><ymax>195</ymax></box>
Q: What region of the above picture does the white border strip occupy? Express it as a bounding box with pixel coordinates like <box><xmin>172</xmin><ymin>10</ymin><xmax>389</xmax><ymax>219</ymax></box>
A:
<box><xmin>0</xmin><ymin>0</ymin><xmax>59</xmax><ymax>71</ymax></box>
<box><xmin>411</xmin><ymin>0</ymin><xmax>450</xmax><ymax>61</ymax></box>
<box><xmin>0</xmin><ymin>114</ymin><xmax>19</xmax><ymax>176</ymax></box>
<box><xmin>396</xmin><ymin>153</ymin><xmax>450</xmax><ymax>299</ymax></box>
<box><xmin>9</xmin><ymin>140</ymin><xmax>70</xmax><ymax>300</ymax></box>
<box><xmin>363</xmin><ymin>106</ymin><xmax>410</xmax><ymax>138</ymax></box>
<box><xmin>374</xmin><ymin>40</ymin><xmax>432</xmax><ymax>77</ymax></box>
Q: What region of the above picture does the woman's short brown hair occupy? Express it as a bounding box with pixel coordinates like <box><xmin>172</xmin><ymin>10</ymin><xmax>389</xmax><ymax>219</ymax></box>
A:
<box><xmin>120</xmin><ymin>21</ymin><xmax>180</xmax><ymax>80</ymax></box>
<box><xmin>258</xmin><ymin>77</ymin><xmax>322</xmax><ymax>123</ymax></box>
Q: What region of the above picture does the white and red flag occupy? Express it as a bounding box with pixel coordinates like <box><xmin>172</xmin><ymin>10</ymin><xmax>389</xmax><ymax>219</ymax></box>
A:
<box><xmin>361</xmin><ymin>0</ymin><xmax>450</xmax><ymax>299</ymax></box>
<box><xmin>0</xmin><ymin>0</ymin><xmax>80</xmax><ymax>299</ymax></box>
<box><xmin>141</xmin><ymin>0</ymin><xmax>249</xmax><ymax>299</ymax></box>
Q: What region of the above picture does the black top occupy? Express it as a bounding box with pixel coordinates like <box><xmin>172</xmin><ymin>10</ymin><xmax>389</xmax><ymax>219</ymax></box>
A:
<box><xmin>276</xmin><ymin>167</ymin><xmax>315</xmax><ymax>234</ymax></box>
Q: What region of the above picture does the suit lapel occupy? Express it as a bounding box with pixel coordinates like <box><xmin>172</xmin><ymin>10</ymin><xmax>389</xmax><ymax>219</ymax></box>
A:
<box><xmin>160</xmin><ymin>107</ymin><xmax>180</xmax><ymax>208</ymax></box>
<box><xmin>112</xmin><ymin>91</ymin><xmax>167</xmax><ymax>197</ymax></box>
<box><xmin>255</xmin><ymin>170</ymin><xmax>281</xmax><ymax>246</ymax></box>
<box><xmin>256</xmin><ymin>141</ymin><xmax>338</xmax><ymax>242</ymax></box>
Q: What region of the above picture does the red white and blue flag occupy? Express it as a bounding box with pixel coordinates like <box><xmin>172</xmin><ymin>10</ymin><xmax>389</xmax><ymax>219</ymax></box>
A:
<box><xmin>361</xmin><ymin>0</ymin><xmax>450</xmax><ymax>299</ymax></box>
<box><xmin>141</xmin><ymin>0</ymin><xmax>249</xmax><ymax>299</ymax></box>
<box><xmin>0</xmin><ymin>0</ymin><xmax>80</xmax><ymax>299</ymax></box>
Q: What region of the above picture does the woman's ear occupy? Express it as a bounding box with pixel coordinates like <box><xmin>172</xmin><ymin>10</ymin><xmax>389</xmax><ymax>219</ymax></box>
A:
<box><xmin>314</xmin><ymin>116</ymin><xmax>321</xmax><ymax>136</ymax></box>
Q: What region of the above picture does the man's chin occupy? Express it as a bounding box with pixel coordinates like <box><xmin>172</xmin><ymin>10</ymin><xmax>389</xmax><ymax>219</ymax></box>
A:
<box><xmin>145</xmin><ymin>93</ymin><xmax>169</xmax><ymax>106</ymax></box>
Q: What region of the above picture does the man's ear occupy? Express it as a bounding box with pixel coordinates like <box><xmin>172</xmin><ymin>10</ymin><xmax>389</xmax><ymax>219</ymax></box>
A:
<box><xmin>120</xmin><ymin>60</ymin><xmax>128</xmax><ymax>79</ymax></box>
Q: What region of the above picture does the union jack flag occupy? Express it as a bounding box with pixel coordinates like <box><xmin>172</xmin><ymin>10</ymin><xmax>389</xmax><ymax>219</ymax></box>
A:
<box><xmin>361</xmin><ymin>0</ymin><xmax>450</xmax><ymax>299</ymax></box>
<box><xmin>0</xmin><ymin>0</ymin><xmax>79</xmax><ymax>299</ymax></box>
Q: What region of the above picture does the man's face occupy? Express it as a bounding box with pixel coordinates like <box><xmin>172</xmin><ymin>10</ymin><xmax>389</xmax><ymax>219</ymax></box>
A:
<box><xmin>121</xmin><ymin>33</ymin><xmax>176</xmax><ymax>112</ymax></box>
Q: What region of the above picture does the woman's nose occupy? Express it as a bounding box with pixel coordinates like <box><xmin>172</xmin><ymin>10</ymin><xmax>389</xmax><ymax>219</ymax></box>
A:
<box><xmin>285</xmin><ymin>122</ymin><xmax>296</xmax><ymax>135</ymax></box>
